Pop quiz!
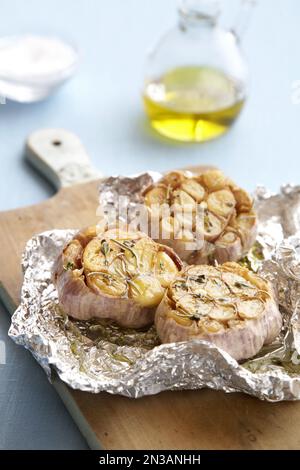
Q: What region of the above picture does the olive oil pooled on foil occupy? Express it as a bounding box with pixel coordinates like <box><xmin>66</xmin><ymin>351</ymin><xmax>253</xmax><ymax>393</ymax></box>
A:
<box><xmin>143</xmin><ymin>66</ymin><xmax>245</xmax><ymax>142</ymax></box>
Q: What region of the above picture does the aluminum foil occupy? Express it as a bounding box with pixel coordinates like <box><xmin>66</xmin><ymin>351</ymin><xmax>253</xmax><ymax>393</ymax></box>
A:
<box><xmin>8</xmin><ymin>174</ymin><xmax>300</xmax><ymax>401</ymax></box>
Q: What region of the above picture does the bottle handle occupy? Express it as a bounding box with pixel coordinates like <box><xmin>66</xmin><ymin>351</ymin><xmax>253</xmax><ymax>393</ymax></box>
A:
<box><xmin>232</xmin><ymin>0</ymin><xmax>256</xmax><ymax>42</ymax></box>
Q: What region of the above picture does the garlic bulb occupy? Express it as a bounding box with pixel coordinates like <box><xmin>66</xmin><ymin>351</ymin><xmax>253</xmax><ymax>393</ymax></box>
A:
<box><xmin>143</xmin><ymin>170</ymin><xmax>257</xmax><ymax>265</ymax></box>
<box><xmin>55</xmin><ymin>226</ymin><xmax>182</xmax><ymax>328</ymax></box>
<box><xmin>155</xmin><ymin>262</ymin><xmax>282</xmax><ymax>361</ymax></box>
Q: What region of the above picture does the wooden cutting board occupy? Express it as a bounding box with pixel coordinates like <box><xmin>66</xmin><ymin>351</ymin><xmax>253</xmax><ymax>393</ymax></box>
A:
<box><xmin>1</xmin><ymin>128</ymin><xmax>300</xmax><ymax>450</ymax></box>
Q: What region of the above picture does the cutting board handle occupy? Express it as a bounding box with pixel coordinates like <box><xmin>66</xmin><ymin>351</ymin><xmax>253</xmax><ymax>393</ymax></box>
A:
<box><xmin>26</xmin><ymin>129</ymin><xmax>102</xmax><ymax>189</ymax></box>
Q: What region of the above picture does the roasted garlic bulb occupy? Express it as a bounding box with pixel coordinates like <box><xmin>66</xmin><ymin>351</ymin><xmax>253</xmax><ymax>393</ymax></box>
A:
<box><xmin>143</xmin><ymin>170</ymin><xmax>257</xmax><ymax>265</ymax></box>
<box><xmin>55</xmin><ymin>226</ymin><xmax>182</xmax><ymax>328</ymax></box>
<box><xmin>155</xmin><ymin>263</ymin><xmax>282</xmax><ymax>360</ymax></box>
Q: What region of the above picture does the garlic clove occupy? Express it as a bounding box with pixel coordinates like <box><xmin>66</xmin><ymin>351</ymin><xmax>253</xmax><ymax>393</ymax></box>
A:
<box><xmin>144</xmin><ymin>184</ymin><xmax>168</xmax><ymax>207</ymax></box>
<box><xmin>86</xmin><ymin>271</ymin><xmax>127</xmax><ymax>297</ymax></box>
<box><xmin>200</xmin><ymin>318</ymin><xmax>224</xmax><ymax>333</ymax></box>
<box><xmin>203</xmin><ymin>210</ymin><xmax>225</xmax><ymax>241</ymax></box>
<box><xmin>129</xmin><ymin>275</ymin><xmax>164</xmax><ymax>307</ymax></box>
<box><xmin>155</xmin><ymin>251</ymin><xmax>179</xmax><ymax>287</ymax></box>
<box><xmin>201</xmin><ymin>170</ymin><xmax>228</xmax><ymax>192</ymax></box>
<box><xmin>237</xmin><ymin>299</ymin><xmax>264</xmax><ymax>319</ymax></box>
<box><xmin>208</xmin><ymin>305</ymin><xmax>236</xmax><ymax>321</ymax></box>
<box><xmin>207</xmin><ymin>189</ymin><xmax>236</xmax><ymax>218</ymax></box>
<box><xmin>231</xmin><ymin>187</ymin><xmax>253</xmax><ymax>213</ymax></box>
<box><xmin>181</xmin><ymin>179</ymin><xmax>205</xmax><ymax>202</ymax></box>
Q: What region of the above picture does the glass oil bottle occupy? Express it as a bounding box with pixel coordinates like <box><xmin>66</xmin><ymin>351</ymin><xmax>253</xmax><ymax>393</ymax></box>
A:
<box><xmin>143</xmin><ymin>0</ymin><xmax>255</xmax><ymax>143</ymax></box>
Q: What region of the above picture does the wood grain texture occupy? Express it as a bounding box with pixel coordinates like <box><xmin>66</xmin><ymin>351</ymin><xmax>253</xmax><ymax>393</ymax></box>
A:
<box><xmin>1</xmin><ymin>171</ymin><xmax>300</xmax><ymax>450</ymax></box>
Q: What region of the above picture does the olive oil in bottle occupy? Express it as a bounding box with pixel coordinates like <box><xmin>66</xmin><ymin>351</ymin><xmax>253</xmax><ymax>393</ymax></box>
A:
<box><xmin>143</xmin><ymin>66</ymin><xmax>246</xmax><ymax>142</ymax></box>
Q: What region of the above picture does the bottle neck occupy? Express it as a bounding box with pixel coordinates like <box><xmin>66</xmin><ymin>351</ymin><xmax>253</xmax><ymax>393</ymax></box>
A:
<box><xmin>178</xmin><ymin>0</ymin><xmax>220</xmax><ymax>30</ymax></box>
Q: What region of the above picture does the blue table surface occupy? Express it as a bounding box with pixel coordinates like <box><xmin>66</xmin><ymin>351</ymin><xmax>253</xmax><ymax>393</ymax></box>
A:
<box><xmin>0</xmin><ymin>0</ymin><xmax>300</xmax><ymax>449</ymax></box>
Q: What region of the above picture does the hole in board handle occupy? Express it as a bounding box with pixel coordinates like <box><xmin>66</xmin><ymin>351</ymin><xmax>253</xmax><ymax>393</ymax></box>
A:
<box><xmin>52</xmin><ymin>140</ymin><xmax>62</xmax><ymax>147</ymax></box>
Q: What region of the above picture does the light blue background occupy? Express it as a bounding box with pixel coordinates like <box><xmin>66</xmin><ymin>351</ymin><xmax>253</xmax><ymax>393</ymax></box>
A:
<box><xmin>0</xmin><ymin>0</ymin><xmax>300</xmax><ymax>449</ymax></box>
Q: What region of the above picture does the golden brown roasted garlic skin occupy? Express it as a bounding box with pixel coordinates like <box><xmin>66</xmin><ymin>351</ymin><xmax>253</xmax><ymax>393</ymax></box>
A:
<box><xmin>143</xmin><ymin>170</ymin><xmax>257</xmax><ymax>265</ymax></box>
<box><xmin>54</xmin><ymin>226</ymin><xmax>182</xmax><ymax>328</ymax></box>
<box><xmin>155</xmin><ymin>262</ymin><xmax>282</xmax><ymax>361</ymax></box>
